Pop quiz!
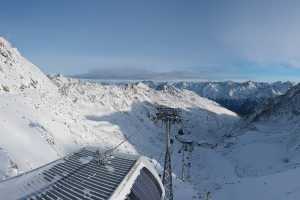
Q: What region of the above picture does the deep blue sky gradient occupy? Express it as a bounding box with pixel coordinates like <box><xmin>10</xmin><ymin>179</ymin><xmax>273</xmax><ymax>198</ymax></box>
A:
<box><xmin>1</xmin><ymin>0</ymin><xmax>300</xmax><ymax>81</ymax></box>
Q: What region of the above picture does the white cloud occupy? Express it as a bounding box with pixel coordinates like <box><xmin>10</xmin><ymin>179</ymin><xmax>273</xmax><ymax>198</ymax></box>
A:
<box><xmin>217</xmin><ymin>0</ymin><xmax>300</xmax><ymax>68</ymax></box>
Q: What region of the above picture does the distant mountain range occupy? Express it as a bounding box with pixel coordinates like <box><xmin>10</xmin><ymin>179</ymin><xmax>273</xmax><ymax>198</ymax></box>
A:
<box><xmin>142</xmin><ymin>81</ymin><xmax>295</xmax><ymax>115</ymax></box>
<box><xmin>249</xmin><ymin>82</ymin><xmax>300</xmax><ymax>122</ymax></box>
<box><xmin>72</xmin><ymin>67</ymin><xmax>295</xmax><ymax>116</ymax></box>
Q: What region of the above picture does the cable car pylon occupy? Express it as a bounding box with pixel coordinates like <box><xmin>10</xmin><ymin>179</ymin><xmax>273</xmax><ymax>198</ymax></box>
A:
<box><xmin>156</xmin><ymin>106</ymin><xmax>182</xmax><ymax>200</ymax></box>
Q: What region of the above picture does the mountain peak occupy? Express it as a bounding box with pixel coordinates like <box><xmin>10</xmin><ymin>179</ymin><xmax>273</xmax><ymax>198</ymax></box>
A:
<box><xmin>0</xmin><ymin>37</ymin><xmax>11</xmax><ymax>48</ymax></box>
<box><xmin>0</xmin><ymin>37</ymin><xmax>21</xmax><ymax>64</ymax></box>
<box><xmin>0</xmin><ymin>37</ymin><xmax>56</xmax><ymax>93</ymax></box>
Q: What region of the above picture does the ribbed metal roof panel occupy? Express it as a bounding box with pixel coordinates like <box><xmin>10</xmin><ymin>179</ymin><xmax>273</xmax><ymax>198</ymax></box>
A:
<box><xmin>21</xmin><ymin>149</ymin><xmax>137</xmax><ymax>200</ymax></box>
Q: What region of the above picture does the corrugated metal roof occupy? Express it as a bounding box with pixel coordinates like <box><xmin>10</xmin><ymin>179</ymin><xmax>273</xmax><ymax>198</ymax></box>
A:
<box><xmin>22</xmin><ymin>149</ymin><xmax>137</xmax><ymax>200</ymax></box>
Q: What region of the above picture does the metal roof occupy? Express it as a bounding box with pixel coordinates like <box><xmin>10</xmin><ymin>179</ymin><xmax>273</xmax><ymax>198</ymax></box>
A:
<box><xmin>22</xmin><ymin>149</ymin><xmax>138</xmax><ymax>200</ymax></box>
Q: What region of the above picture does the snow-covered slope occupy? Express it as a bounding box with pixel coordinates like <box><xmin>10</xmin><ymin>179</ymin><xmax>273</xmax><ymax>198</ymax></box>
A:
<box><xmin>211</xmin><ymin>83</ymin><xmax>300</xmax><ymax>200</ymax></box>
<box><xmin>51</xmin><ymin>75</ymin><xmax>238</xmax><ymax>144</ymax></box>
<box><xmin>0</xmin><ymin>38</ymin><xmax>137</xmax><ymax>180</ymax></box>
<box><xmin>49</xmin><ymin>75</ymin><xmax>240</xmax><ymax>198</ymax></box>
<box><xmin>0</xmin><ymin>38</ymin><xmax>240</xmax><ymax>199</ymax></box>
<box><xmin>143</xmin><ymin>81</ymin><xmax>294</xmax><ymax>115</ymax></box>
<box><xmin>0</xmin><ymin>37</ymin><xmax>56</xmax><ymax>93</ymax></box>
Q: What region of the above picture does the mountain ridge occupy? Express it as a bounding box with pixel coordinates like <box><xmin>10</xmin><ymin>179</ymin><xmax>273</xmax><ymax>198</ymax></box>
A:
<box><xmin>141</xmin><ymin>80</ymin><xmax>294</xmax><ymax>115</ymax></box>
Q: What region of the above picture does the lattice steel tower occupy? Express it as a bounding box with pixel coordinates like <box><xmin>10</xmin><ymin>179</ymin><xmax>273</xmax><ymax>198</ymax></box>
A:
<box><xmin>156</xmin><ymin>106</ymin><xmax>181</xmax><ymax>200</ymax></box>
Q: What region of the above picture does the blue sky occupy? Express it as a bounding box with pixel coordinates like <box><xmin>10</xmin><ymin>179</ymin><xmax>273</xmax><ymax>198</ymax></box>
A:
<box><xmin>1</xmin><ymin>0</ymin><xmax>300</xmax><ymax>81</ymax></box>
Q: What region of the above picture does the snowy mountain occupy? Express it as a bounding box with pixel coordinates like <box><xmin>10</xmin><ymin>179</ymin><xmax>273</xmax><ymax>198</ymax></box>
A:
<box><xmin>49</xmin><ymin>75</ymin><xmax>240</xmax><ymax>198</ymax></box>
<box><xmin>0</xmin><ymin>38</ymin><xmax>240</xmax><ymax>199</ymax></box>
<box><xmin>3</xmin><ymin>37</ymin><xmax>300</xmax><ymax>200</ymax></box>
<box><xmin>249</xmin><ymin>83</ymin><xmax>300</xmax><ymax>122</ymax></box>
<box><xmin>211</xmin><ymin>83</ymin><xmax>300</xmax><ymax>199</ymax></box>
<box><xmin>143</xmin><ymin>81</ymin><xmax>294</xmax><ymax>115</ymax></box>
<box><xmin>0</xmin><ymin>37</ymin><xmax>56</xmax><ymax>93</ymax></box>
